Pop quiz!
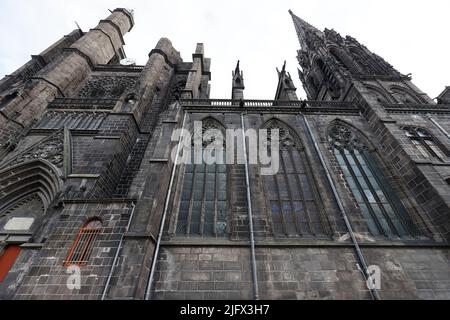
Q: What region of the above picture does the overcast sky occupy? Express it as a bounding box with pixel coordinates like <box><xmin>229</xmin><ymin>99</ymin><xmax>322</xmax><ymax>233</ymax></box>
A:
<box><xmin>0</xmin><ymin>0</ymin><xmax>449</xmax><ymax>99</ymax></box>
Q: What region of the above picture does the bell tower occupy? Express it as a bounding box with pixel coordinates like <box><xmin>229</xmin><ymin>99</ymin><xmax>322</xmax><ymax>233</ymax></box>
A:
<box><xmin>289</xmin><ymin>9</ymin><xmax>450</xmax><ymax>241</ymax></box>
<box><xmin>289</xmin><ymin>9</ymin><xmax>433</xmax><ymax>105</ymax></box>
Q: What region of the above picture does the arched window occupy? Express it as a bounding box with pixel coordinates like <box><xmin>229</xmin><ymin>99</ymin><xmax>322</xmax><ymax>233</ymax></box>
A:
<box><xmin>175</xmin><ymin>118</ymin><xmax>228</xmax><ymax>237</ymax></box>
<box><xmin>64</xmin><ymin>218</ymin><xmax>102</xmax><ymax>266</ymax></box>
<box><xmin>263</xmin><ymin>120</ymin><xmax>327</xmax><ymax>238</ymax></box>
<box><xmin>366</xmin><ymin>85</ymin><xmax>392</xmax><ymax>104</ymax></box>
<box><xmin>391</xmin><ymin>87</ymin><xmax>421</xmax><ymax>104</ymax></box>
<box><xmin>329</xmin><ymin>122</ymin><xmax>419</xmax><ymax>238</ymax></box>
<box><xmin>329</xmin><ymin>47</ymin><xmax>359</xmax><ymax>73</ymax></box>
<box><xmin>306</xmin><ymin>75</ymin><xmax>319</xmax><ymax>99</ymax></box>
<box><xmin>316</xmin><ymin>59</ymin><xmax>341</xmax><ymax>99</ymax></box>
<box><xmin>403</xmin><ymin>127</ymin><xmax>448</xmax><ymax>161</ymax></box>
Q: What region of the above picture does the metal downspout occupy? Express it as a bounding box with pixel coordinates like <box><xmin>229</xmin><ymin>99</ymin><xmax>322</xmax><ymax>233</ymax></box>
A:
<box><xmin>300</xmin><ymin>112</ymin><xmax>381</xmax><ymax>300</ymax></box>
<box><xmin>145</xmin><ymin>109</ymin><xmax>187</xmax><ymax>300</ymax></box>
<box><xmin>240</xmin><ymin>113</ymin><xmax>260</xmax><ymax>300</ymax></box>
<box><xmin>101</xmin><ymin>201</ymin><xmax>136</xmax><ymax>300</ymax></box>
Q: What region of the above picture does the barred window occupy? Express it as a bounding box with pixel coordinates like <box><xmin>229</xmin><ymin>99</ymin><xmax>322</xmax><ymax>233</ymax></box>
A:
<box><xmin>404</xmin><ymin>127</ymin><xmax>448</xmax><ymax>162</ymax></box>
<box><xmin>263</xmin><ymin>120</ymin><xmax>327</xmax><ymax>238</ymax></box>
<box><xmin>64</xmin><ymin>219</ymin><xmax>102</xmax><ymax>266</ymax></box>
<box><xmin>176</xmin><ymin>119</ymin><xmax>228</xmax><ymax>237</ymax></box>
<box><xmin>329</xmin><ymin>123</ymin><xmax>420</xmax><ymax>238</ymax></box>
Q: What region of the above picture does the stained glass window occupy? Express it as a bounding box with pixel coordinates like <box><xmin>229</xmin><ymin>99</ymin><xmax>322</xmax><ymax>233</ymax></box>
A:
<box><xmin>176</xmin><ymin>119</ymin><xmax>228</xmax><ymax>237</ymax></box>
<box><xmin>403</xmin><ymin>127</ymin><xmax>448</xmax><ymax>162</ymax></box>
<box><xmin>329</xmin><ymin>123</ymin><xmax>420</xmax><ymax>238</ymax></box>
<box><xmin>263</xmin><ymin>120</ymin><xmax>326</xmax><ymax>238</ymax></box>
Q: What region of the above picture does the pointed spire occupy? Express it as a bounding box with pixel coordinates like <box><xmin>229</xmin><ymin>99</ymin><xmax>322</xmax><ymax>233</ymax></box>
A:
<box><xmin>235</xmin><ymin>60</ymin><xmax>241</xmax><ymax>75</ymax></box>
<box><xmin>232</xmin><ymin>60</ymin><xmax>245</xmax><ymax>100</ymax></box>
<box><xmin>274</xmin><ymin>61</ymin><xmax>298</xmax><ymax>101</ymax></box>
<box><xmin>289</xmin><ymin>9</ymin><xmax>323</xmax><ymax>50</ymax></box>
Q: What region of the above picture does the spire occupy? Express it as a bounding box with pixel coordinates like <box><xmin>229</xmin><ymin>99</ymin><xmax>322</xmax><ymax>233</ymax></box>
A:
<box><xmin>232</xmin><ymin>60</ymin><xmax>245</xmax><ymax>100</ymax></box>
<box><xmin>235</xmin><ymin>60</ymin><xmax>241</xmax><ymax>75</ymax></box>
<box><xmin>274</xmin><ymin>61</ymin><xmax>298</xmax><ymax>101</ymax></box>
<box><xmin>289</xmin><ymin>9</ymin><xmax>323</xmax><ymax>50</ymax></box>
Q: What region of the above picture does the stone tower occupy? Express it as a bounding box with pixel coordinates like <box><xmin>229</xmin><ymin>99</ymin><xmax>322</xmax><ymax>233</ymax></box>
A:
<box><xmin>290</xmin><ymin>9</ymin><xmax>450</xmax><ymax>241</ymax></box>
<box><xmin>0</xmin><ymin>8</ymin><xmax>448</xmax><ymax>300</ymax></box>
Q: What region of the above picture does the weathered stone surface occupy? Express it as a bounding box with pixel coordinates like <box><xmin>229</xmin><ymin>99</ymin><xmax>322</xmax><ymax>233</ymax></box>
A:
<box><xmin>0</xmin><ymin>8</ymin><xmax>448</xmax><ymax>301</ymax></box>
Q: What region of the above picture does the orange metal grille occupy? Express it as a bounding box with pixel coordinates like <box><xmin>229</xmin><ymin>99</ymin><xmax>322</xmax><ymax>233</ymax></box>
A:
<box><xmin>64</xmin><ymin>227</ymin><xmax>101</xmax><ymax>267</ymax></box>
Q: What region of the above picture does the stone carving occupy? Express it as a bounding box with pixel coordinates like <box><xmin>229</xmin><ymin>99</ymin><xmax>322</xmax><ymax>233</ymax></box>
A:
<box><xmin>197</xmin><ymin>118</ymin><xmax>225</xmax><ymax>148</ymax></box>
<box><xmin>37</xmin><ymin>111</ymin><xmax>107</xmax><ymax>130</ymax></box>
<box><xmin>325</xmin><ymin>28</ymin><xmax>344</xmax><ymax>45</ymax></box>
<box><xmin>1</xmin><ymin>130</ymin><xmax>65</xmax><ymax>168</ymax></box>
<box><xmin>328</xmin><ymin>123</ymin><xmax>365</xmax><ymax>150</ymax></box>
<box><xmin>266</xmin><ymin>121</ymin><xmax>300</xmax><ymax>151</ymax></box>
<box><xmin>78</xmin><ymin>76</ymin><xmax>138</xmax><ymax>99</ymax></box>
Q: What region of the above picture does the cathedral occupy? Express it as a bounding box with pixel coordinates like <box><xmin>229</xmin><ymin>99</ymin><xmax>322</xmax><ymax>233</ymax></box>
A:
<box><xmin>0</xmin><ymin>8</ymin><xmax>449</xmax><ymax>300</ymax></box>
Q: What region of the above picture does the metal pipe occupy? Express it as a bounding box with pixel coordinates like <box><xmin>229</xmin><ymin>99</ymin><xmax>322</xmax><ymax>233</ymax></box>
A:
<box><xmin>299</xmin><ymin>112</ymin><xmax>381</xmax><ymax>300</ymax></box>
<box><xmin>145</xmin><ymin>109</ymin><xmax>187</xmax><ymax>300</ymax></box>
<box><xmin>240</xmin><ymin>113</ymin><xmax>259</xmax><ymax>301</ymax></box>
<box><xmin>428</xmin><ymin>116</ymin><xmax>450</xmax><ymax>140</ymax></box>
<box><xmin>101</xmin><ymin>201</ymin><xmax>136</xmax><ymax>300</ymax></box>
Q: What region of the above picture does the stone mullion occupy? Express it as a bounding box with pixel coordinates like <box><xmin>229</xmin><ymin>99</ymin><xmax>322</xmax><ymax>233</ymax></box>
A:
<box><xmin>360</xmin><ymin>150</ymin><xmax>413</xmax><ymax>236</ymax></box>
<box><xmin>353</xmin><ymin>150</ymin><xmax>401</xmax><ymax>237</ymax></box>
<box><xmin>291</xmin><ymin>149</ymin><xmax>314</xmax><ymax>236</ymax></box>
<box><xmin>213</xmin><ymin>162</ymin><xmax>218</xmax><ymax>238</ymax></box>
<box><xmin>281</xmin><ymin>149</ymin><xmax>303</xmax><ymax>237</ymax></box>
<box><xmin>340</xmin><ymin>147</ymin><xmax>386</xmax><ymax>236</ymax></box>
<box><xmin>199</xmin><ymin>160</ymin><xmax>207</xmax><ymax>237</ymax></box>
<box><xmin>186</xmin><ymin>161</ymin><xmax>197</xmax><ymax>237</ymax></box>
<box><xmin>272</xmin><ymin>157</ymin><xmax>288</xmax><ymax>237</ymax></box>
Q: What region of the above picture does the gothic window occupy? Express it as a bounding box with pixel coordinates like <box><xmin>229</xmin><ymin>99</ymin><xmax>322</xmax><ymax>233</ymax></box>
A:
<box><xmin>390</xmin><ymin>87</ymin><xmax>421</xmax><ymax>104</ymax></box>
<box><xmin>329</xmin><ymin>47</ymin><xmax>359</xmax><ymax>73</ymax></box>
<box><xmin>0</xmin><ymin>246</ymin><xmax>21</xmax><ymax>283</ymax></box>
<box><xmin>329</xmin><ymin>122</ymin><xmax>419</xmax><ymax>238</ymax></box>
<box><xmin>316</xmin><ymin>59</ymin><xmax>340</xmax><ymax>99</ymax></box>
<box><xmin>403</xmin><ymin>127</ymin><xmax>448</xmax><ymax>161</ymax></box>
<box><xmin>306</xmin><ymin>75</ymin><xmax>319</xmax><ymax>99</ymax></box>
<box><xmin>175</xmin><ymin>119</ymin><xmax>228</xmax><ymax>237</ymax></box>
<box><xmin>64</xmin><ymin>219</ymin><xmax>102</xmax><ymax>266</ymax></box>
<box><xmin>366</xmin><ymin>86</ymin><xmax>392</xmax><ymax>104</ymax></box>
<box><xmin>263</xmin><ymin>120</ymin><xmax>327</xmax><ymax>238</ymax></box>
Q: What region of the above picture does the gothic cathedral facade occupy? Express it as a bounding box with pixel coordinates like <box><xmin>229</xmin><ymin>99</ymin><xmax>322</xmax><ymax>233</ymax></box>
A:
<box><xmin>0</xmin><ymin>8</ymin><xmax>449</xmax><ymax>300</ymax></box>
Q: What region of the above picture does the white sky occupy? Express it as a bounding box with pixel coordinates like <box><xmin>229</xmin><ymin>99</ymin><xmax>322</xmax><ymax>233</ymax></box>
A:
<box><xmin>0</xmin><ymin>0</ymin><xmax>449</xmax><ymax>100</ymax></box>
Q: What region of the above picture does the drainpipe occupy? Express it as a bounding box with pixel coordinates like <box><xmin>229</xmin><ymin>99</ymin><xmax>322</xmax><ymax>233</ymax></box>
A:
<box><xmin>145</xmin><ymin>109</ymin><xmax>187</xmax><ymax>300</ymax></box>
<box><xmin>101</xmin><ymin>201</ymin><xmax>136</xmax><ymax>300</ymax></box>
<box><xmin>427</xmin><ymin>116</ymin><xmax>450</xmax><ymax>140</ymax></box>
<box><xmin>240</xmin><ymin>112</ymin><xmax>259</xmax><ymax>301</ymax></box>
<box><xmin>299</xmin><ymin>112</ymin><xmax>381</xmax><ymax>301</ymax></box>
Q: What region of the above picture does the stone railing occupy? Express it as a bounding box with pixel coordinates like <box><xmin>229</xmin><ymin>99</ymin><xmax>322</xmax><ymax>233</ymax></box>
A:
<box><xmin>382</xmin><ymin>103</ymin><xmax>450</xmax><ymax>114</ymax></box>
<box><xmin>93</xmin><ymin>64</ymin><xmax>145</xmax><ymax>73</ymax></box>
<box><xmin>181</xmin><ymin>99</ymin><xmax>354</xmax><ymax>107</ymax></box>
